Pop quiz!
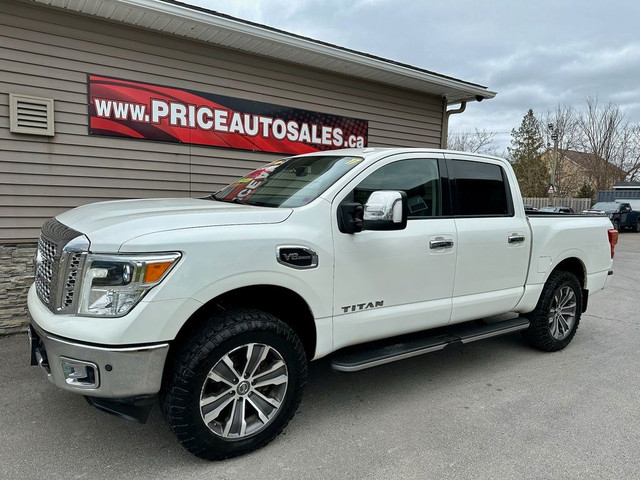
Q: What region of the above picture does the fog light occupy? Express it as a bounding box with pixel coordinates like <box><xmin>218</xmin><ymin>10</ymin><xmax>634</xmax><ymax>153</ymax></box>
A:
<box><xmin>60</xmin><ymin>357</ymin><xmax>99</xmax><ymax>389</ymax></box>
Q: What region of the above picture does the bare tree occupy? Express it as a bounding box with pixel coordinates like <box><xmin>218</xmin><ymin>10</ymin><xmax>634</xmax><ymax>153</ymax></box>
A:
<box><xmin>539</xmin><ymin>105</ymin><xmax>583</xmax><ymax>196</ymax></box>
<box><xmin>575</xmin><ymin>98</ymin><xmax>639</xmax><ymax>189</ymax></box>
<box><xmin>619</xmin><ymin>125</ymin><xmax>640</xmax><ymax>181</ymax></box>
<box><xmin>447</xmin><ymin>128</ymin><xmax>498</xmax><ymax>155</ymax></box>
<box><xmin>540</xmin><ymin>104</ymin><xmax>578</xmax><ymax>150</ymax></box>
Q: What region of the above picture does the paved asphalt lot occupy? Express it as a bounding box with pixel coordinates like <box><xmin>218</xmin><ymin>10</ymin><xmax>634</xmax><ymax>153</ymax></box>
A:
<box><xmin>1</xmin><ymin>234</ymin><xmax>638</xmax><ymax>480</ymax></box>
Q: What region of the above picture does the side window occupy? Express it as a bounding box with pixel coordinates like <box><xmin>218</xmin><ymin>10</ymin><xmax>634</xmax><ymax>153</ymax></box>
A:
<box><xmin>451</xmin><ymin>160</ymin><xmax>511</xmax><ymax>216</ymax></box>
<box><xmin>352</xmin><ymin>158</ymin><xmax>441</xmax><ymax>218</ymax></box>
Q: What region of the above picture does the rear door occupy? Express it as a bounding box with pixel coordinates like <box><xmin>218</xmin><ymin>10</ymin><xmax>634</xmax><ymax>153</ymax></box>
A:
<box><xmin>446</xmin><ymin>155</ymin><xmax>531</xmax><ymax>323</ymax></box>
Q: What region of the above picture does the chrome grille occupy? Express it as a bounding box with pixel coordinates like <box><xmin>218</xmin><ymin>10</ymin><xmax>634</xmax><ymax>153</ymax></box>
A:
<box><xmin>62</xmin><ymin>253</ymin><xmax>84</xmax><ymax>309</ymax></box>
<box><xmin>34</xmin><ymin>218</ymin><xmax>88</xmax><ymax>313</ymax></box>
<box><xmin>35</xmin><ymin>236</ymin><xmax>57</xmax><ymax>305</ymax></box>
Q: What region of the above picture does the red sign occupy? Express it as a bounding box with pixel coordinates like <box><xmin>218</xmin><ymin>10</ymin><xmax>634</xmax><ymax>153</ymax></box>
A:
<box><xmin>88</xmin><ymin>75</ymin><xmax>368</xmax><ymax>154</ymax></box>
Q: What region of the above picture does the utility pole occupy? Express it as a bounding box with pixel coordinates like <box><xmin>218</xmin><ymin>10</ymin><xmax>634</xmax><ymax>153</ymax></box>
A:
<box><xmin>548</xmin><ymin>123</ymin><xmax>559</xmax><ymax>206</ymax></box>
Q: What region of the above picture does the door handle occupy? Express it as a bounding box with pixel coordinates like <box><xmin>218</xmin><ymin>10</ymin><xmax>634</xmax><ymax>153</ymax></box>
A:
<box><xmin>429</xmin><ymin>238</ymin><xmax>454</xmax><ymax>249</ymax></box>
<box><xmin>508</xmin><ymin>234</ymin><xmax>526</xmax><ymax>244</ymax></box>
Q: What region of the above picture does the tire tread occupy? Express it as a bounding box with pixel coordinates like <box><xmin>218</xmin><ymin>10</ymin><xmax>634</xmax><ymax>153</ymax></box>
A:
<box><xmin>522</xmin><ymin>270</ymin><xmax>582</xmax><ymax>352</ymax></box>
<box><xmin>160</xmin><ymin>309</ymin><xmax>307</xmax><ymax>460</ymax></box>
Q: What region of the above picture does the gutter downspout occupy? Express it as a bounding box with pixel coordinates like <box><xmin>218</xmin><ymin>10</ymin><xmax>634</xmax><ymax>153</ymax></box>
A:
<box><xmin>440</xmin><ymin>100</ymin><xmax>466</xmax><ymax>148</ymax></box>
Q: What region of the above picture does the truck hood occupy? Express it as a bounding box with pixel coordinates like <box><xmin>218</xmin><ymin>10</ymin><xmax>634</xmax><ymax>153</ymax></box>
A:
<box><xmin>56</xmin><ymin>198</ymin><xmax>292</xmax><ymax>252</ymax></box>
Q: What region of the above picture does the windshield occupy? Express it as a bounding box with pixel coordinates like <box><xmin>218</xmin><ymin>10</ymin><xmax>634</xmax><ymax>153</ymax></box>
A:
<box><xmin>213</xmin><ymin>155</ymin><xmax>363</xmax><ymax>207</ymax></box>
<box><xmin>538</xmin><ymin>206</ymin><xmax>557</xmax><ymax>212</ymax></box>
<box><xmin>590</xmin><ymin>202</ymin><xmax>619</xmax><ymax>210</ymax></box>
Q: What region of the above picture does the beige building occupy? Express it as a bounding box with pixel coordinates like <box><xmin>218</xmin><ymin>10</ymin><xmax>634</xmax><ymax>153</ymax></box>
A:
<box><xmin>0</xmin><ymin>0</ymin><xmax>495</xmax><ymax>333</ymax></box>
<box><xmin>545</xmin><ymin>149</ymin><xmax>627</xmax><ymax>197</ymax></box>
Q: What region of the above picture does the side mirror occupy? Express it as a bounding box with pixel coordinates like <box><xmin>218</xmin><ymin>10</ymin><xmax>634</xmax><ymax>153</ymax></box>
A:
<box><xmin>338</xmin><ymin>202</ymin><xmax>364</xmax><ymax>234</ymax></box>
<box><xmin>363</xmin><ymin>191</ymin><xmax>408</xmax><ymax>231</ymax></box>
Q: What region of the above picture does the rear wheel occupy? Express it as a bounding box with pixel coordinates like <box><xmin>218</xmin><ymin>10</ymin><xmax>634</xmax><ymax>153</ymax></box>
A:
<box><xmin>522</xmin><ymin>271</ymin><xmax>582</xmax><ymax>351</ymax></box>
<box><xmin>161</xmin><ymin>310</ymin><xmax>307</xmax><ymax>460</ymax></box>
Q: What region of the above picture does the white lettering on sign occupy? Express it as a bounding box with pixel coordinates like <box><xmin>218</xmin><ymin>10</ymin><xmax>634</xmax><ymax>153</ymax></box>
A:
<box><xmin>93</xmin><ymin>98</ymin><xmax>366</xmax><ymax>148</ymax></box>
<box><xmin>151</xmin><ymin>99</ymin><xmax>169</xmax><ymax>123</ymax></box>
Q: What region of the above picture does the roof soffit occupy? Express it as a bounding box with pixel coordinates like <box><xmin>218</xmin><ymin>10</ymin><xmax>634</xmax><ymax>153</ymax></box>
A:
<box><xmin>29</xmin><ymin>0</ymin><xmax>496</xmax><ymax>103</ymax></box>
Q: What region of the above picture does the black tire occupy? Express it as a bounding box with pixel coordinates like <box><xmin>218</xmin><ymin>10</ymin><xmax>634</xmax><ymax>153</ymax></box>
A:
<box><xmin>161</xmin><ymin>309</ymin><xmax>307</xmax><ymax>460</ymax></box>
<box><xmin>635</xmin><ymin>220</ymin><xmax>640</xmax><ymax>233</ymax></box>
<box><xmin>612</xmin><ymin>219</ymin><xmax>620</xmax><ymax>231</ymax></box>
<box><xmin>522</xmin><ymin>271</ymin><xmax>582</xmax><ymax>352</ymax></box>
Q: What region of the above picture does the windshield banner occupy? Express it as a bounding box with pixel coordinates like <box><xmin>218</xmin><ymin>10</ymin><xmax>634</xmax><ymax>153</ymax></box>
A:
<box><xmin>88</xmin><ymin>75</ymin><xmax>368</xmax><ymax>154</ymax></box>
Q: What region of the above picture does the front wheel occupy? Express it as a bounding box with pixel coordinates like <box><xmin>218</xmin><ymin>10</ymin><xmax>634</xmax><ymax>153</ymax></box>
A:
<box><xmin>635</xmin><ymin>219</ymin><xmax>640</xmax><ymax>232</ymax></box>
<box><xmin>612</xmin><ymin>219</ymin><xmax>620</xmax><ymax>231</ymax></box>
<box><xmin>161</xmin><ymin>310</ymin><xmax>307</xmax><ymax>460</ymax></box>
<box><xmin>522</xmin><ymin>271</ymin><xmax>582</xmax><ymax>351</ymax></box>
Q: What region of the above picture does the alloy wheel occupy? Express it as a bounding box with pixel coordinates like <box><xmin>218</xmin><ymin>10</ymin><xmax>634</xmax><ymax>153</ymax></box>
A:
<box><xmin>548</xmin><ymin>286</ymin><xmax>577</xmax><ymax>340</ymax></box>
<box><xmin>199</xmin><ymin>343</ymin><xmax>289</xmax><ymax>439</ymax></box>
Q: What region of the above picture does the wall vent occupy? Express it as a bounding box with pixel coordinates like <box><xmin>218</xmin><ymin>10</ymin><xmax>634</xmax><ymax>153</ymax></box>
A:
<box><xmin>9</xmin><ymin>94</ymin><xmax>55</xmax><ymax>136</ymax></box>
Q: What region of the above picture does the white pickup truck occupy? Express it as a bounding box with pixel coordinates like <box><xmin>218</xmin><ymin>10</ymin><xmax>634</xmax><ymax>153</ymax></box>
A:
<box><xmin>28</xmin><ymin>148</ymin><xmax>617</xmax><ymax>460</ymax></box>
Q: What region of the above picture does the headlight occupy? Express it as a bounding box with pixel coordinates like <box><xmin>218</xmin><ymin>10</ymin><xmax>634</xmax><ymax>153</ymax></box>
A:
<box><xmin>77</xmin><ymin>252</ymin><xmax>181</xmax><ymax>317</ymax></box>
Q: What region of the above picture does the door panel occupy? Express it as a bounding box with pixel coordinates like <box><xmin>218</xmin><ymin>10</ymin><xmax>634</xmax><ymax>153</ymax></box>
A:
<box><xmin>452</xmin><ymin>217</ymin><xmax>530</xmax><ymax>321</ymax></box>
<box><xmin>447</xmin><ymin>156</ymin><xmax>530</xmax><ymax>323</ymax></box>
<box><xmin>331</xmin><ymin>155</ymin><xmax>456</xmax><ymax>351</ymax></box>
<box><xmin>333</xmin><ymin>219</ymin><xmax>456</xmax><ymax>350</ymax></box>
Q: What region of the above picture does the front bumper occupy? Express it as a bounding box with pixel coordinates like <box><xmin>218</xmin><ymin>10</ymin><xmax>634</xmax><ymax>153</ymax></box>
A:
<box><xmin>29</xmin><ymin>320</ymin><xmax>169</xmax><ymax>399</ymax></box>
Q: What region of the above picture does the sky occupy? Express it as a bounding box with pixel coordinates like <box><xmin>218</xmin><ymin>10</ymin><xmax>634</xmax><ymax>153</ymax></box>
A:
<box><xmin>183</xmin><ymin>0</ymin><xmax>640</xmax><ymax>153</ymax></box>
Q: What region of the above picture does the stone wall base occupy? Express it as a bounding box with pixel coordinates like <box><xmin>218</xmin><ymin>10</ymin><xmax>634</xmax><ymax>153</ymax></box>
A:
<box><xmin>1</xmin><ymin>243</ymin><xmax>36</xmax><ymax>335</ymax></box>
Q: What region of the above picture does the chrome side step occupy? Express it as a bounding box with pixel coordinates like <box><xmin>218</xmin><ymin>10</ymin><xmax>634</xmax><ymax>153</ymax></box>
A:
<box><xmin>330</xmin><ymin>317</ymin><xmax>530</xmax><ymax>372</ymax></box>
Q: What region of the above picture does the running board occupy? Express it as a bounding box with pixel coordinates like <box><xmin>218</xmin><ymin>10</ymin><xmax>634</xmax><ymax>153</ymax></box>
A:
<box><xmin>331</xmin><ymin>317</ymin><xmax>530</xmax><ymax>372</ymax></box>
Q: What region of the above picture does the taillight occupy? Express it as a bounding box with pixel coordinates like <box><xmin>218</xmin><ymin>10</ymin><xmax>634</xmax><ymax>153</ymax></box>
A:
<box><xmin>608</xmin><ymin>229</ymin><xmax>618</xmax><ymax>259</ymax></box>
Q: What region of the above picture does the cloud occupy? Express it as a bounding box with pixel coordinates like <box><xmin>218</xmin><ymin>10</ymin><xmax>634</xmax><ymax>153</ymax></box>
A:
<box><xmin>184</xmin><ymin>0</ymin><xmax>640</xmax><ymax>151</ymax></box>
<box><xmin>463</xmin><ymin>41</ymin><xmax>640</xmax><ymax>146</ymax></box>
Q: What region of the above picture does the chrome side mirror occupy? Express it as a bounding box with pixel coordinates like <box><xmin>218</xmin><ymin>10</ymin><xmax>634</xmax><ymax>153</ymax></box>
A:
<box><xmin>363</xmin><ymin>191</ymin><xmax>408</xmax><ymax>231</ymax></box>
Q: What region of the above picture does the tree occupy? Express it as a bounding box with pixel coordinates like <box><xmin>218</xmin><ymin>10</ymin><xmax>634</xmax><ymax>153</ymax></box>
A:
<box><xmin>540</xmin><ymin>106</ymin><xmax>582</xmax><ymax>195</ymax></box>
<box><xmin>447</xmin><ymin>128</ymin><xmax>498</xmax><ymax>155</ymax></box>
<box><xmin>508</xmin><ymin>109</ymin><xmax>549</xmax><ymax>197</ymax></box>
<box><xmin>539</xmin><ymin>105</ymin><xmax>579</xmax><ymax>151</ymax></box>
<box><xmin>630</xmin><ymin>126</ymin><xmax>640</xmax><ymax>181</ymax></box>
<box><xmin>575</xmin><ymin>98</ymin><xmax>639</xmax><ymax>188</ymax></box>
<box><xmin>576</xmin><ymin>182</ymin><xmax>595</xmax><ymax>200</ymax></box>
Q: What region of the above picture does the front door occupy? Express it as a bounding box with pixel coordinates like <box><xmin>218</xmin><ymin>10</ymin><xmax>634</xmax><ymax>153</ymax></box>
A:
<box><xmin>331</xmin><ymin>154</ymin><xmax>456</xmax><ymax>351</ymax></box>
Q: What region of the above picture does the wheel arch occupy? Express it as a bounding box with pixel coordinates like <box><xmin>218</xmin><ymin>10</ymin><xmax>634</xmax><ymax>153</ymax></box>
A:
<box><xmin>168</xmin><ymin>284</ymin><xmax>317</xmax><ymax>363</ymax></box>
<box><xmin>549</xmin><ymin>257</ymin><xmax>586</xmax><ymax>287</ymax></box>
<box><xmin>547</xmin><ymin>257</ymin><xmax>588</xmax><ymax>312</ymax></box>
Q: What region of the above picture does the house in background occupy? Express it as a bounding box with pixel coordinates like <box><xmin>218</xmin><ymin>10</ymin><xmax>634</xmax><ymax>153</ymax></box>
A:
<box><xmin>613</xmin><ymin>181</ymin><xmax>640</xmax><ymax>191</ymax></box>
<box><xmin>543</xmin><ymin>149</ymin><xmax>627</xmax><ymax>197</ymax></box>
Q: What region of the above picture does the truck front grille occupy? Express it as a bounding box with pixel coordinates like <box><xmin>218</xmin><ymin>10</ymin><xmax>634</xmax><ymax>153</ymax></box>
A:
<box><xmin>62</xmin><ymin>253</ymin><xmax>84</xmax><ymax>309</ymax></box>
<box><xmin>35</xmin><ymin>236</ymin><xmax>57</xmax><ymax>305</ymax></box>
<box><xmin>34</xmin><ymin>218</ymin><xmax>88</xmax><ymax>313</ymax></box>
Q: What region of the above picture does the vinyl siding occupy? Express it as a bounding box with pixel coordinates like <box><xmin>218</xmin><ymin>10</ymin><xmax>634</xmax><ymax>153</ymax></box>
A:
<box><xmin>0</xmin><ymin>0</ymin><xmax>444</xmax><ymax>242</ymax></box>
